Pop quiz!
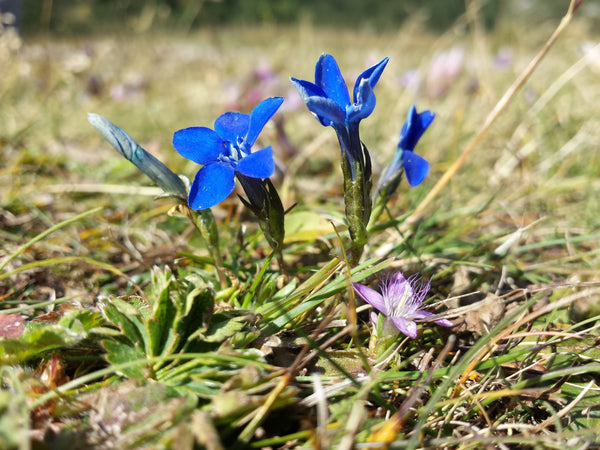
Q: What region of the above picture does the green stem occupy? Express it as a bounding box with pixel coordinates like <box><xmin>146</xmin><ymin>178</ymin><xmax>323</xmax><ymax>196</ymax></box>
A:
<box><xmin>185</xmin><ymin>206</ymin><xmax>228</xmax><ymax>287</ymax></box>
<box><xmin>341</xmin><ymin>155</ymin><xmax>369</xmax><ymax>266</ymax></box>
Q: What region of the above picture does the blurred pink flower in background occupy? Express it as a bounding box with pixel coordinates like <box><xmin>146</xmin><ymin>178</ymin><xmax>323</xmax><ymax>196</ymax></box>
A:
<box><xmin>224</xmin><ymin>59</ymin><xmax>283</xmax><ymax>111</ymax></box>
<box><xmin>398</xmin><ymin>68</ymin><xmax>421</xmax><ymax>94</ymax></box>
<box><xmin>493</xmin><ymin>47</ymin><xmax>514</xmax><ymax>70</ymax></box>
<box><xmin>426</xmin><ymin>46</ymin><xmax>464</xmax><ymax>99</ymax></box>
<box><xmin>109</xmin><ymin>74</ymin><xmax>148</xmax><ymax>102</ymax></box>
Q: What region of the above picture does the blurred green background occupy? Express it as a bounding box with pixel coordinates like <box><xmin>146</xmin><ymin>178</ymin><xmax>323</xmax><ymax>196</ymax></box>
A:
<box><xmin>4</xmin><ymin>0</ymin><xmax>597</xmax><ymax>36</ymax></box>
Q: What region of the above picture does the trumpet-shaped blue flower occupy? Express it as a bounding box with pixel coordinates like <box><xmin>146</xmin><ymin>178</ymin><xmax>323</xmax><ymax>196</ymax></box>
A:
<box><xmin>291</xmin><ymin>54</ymin><xmax>389</xmax><ymax>263</ymax></box>
<box><xmin>173</xmin><ymin>97</ymin><xmax>283</xmax><ymax>210</ymax></box>
<box><xmin>383</xmin><ymin>105</ymin><xmax>435</xmax><ymax>188</ymax></box>
<box><xmin>291</xmin><ymin>54</ymin><xmax>388</xmax><ymax>169</ymax></box>
<box><xmin>353</xmin><ymin>271</ymin><xmax>452</xmax><ymax>339</ymax></box>
<box><xmin>291</xmin><ymin>54</ymin><xmax>389</xmax><ymax>130</ymax></box>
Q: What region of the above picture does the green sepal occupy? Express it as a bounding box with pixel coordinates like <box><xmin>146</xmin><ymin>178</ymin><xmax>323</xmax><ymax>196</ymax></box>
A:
<box><xmin>340</xmin><ymin>141</ymin><xmax>373</xmax><ymax>264</ymax></box>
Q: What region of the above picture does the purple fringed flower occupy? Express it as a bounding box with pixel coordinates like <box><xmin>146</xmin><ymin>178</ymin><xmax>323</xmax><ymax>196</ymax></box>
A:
<box><xmin>352</xmin><ymin>271</ymin><xmax>452</xmax><ymax>339</ymax></box>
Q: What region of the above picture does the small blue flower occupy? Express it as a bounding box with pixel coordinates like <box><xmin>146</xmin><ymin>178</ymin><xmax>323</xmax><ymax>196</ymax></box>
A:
<box><xmin>382</xmin><ymin>105</ymin><xmax>435</xmax><ymax>188</ymax></box>
<box><xmin>290</xmin><ymin>54</ymin><xmax>389</xmax><ymax>132</ymax></box>
<box><xmin>353</xmin><ymin>271</ymin><xmax>452</xmax><ymax>339</ymax></box>
<box><xmin>173</xmin><ymin>97</ymin><xmax>283</xmax><ymax>210</ymax></box>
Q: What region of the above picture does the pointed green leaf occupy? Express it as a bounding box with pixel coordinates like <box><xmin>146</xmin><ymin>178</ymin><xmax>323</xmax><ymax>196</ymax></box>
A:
<box><xmin>188</xmin><ymin>313</ymin><xmax>245</xmax><ymax>343</ymax></box>
<box><xmin>147</xmin><ymin>279</ymin><xmax>178</xmax><ymax>358</ymax></box>
<box><xmin>99</xmin><ymin>299</ymin><xmax>147</xmax><ymax>350</ymax></box>
<box><xmin>102</xmin><ymin>339</ymin><xmax>147</xmax><ymax>379</ymax></box>
<box><xmin>58</xmin><ymin>310</ymin><xmax>103</xmax><ymax>332</ymax></box>
<box><xmin>177</xmin><ymin>284</ymin><xmax>215</xmax><ymax>343</ymax></box>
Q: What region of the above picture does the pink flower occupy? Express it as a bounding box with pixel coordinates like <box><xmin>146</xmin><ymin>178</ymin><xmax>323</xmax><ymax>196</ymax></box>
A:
<box><xmin>353</xmin><ymin>272</ymin><xmax>452</xmax><ymax>339</ymax></box>
<box><xmin>426</xmin><ymin>47</ymin><xmax>464</xmax><ymax>99</ymax></box>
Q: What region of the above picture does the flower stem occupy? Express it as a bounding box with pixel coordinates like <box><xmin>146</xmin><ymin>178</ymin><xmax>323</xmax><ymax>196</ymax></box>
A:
<box><xmin>340</xmin><ymin>140</ymin><xmax>372</xmax><ymax>266</ymax></box>
<box><xmin>183</xmin><ymin>206</ymin><xmax>228</xmax><ymax>287</ymax></box>
<box><xmin>369</xmin><ymin>168</ymin><xmax>404</xmax><ymax>227</ymax></box>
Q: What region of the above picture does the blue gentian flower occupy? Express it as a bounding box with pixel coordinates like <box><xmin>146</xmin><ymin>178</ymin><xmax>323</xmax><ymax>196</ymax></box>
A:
<box><xmin>173</xmin><ymin>97</ymin><xmax>284</xmax><ymax>210</ymax></box>
<box><xmin>290</xmin><ymin>54</ymin><xmax>388</xmax><ymax>167</ymax></box>
<box><xmin>353</xmin><ymin>271</ymin><xmax>452</xmax><ymax>339</ymax></box>
<box><xmin>381</xmin><ymin>105</ymin><xmax>435</xmax><ymax>188</ymax></box>
<box><xmin>290</xmin><ymin>54</ymin><xmax>389</xmax><ymax>130</ymax></box>
<box><xmin>291</xmin><ymin>54</ymin><xmax>389</xmax><ymax>263</ymax></box>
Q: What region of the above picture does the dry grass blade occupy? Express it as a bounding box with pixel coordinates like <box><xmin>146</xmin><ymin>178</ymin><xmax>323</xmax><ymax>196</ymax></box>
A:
<box><xmin>366</xmin><ymin>335</ymin><xmax>456</xmax><ymax>447</ymax></box>
<box><xmin>0</xmin><ymin>207</ymin><xmax>103</xmax><ymax>272</ymax></box>
<box><xmin>533</xmin><ymin>380</ymin><xmax>596</xmax><ymax>433</ymax></box>
<box><xmin>407</xmin><ymin>0</ymin><xmax>583</xmax><ymax>224</ymax></box>
<box><xmin>455</xmin><ymin>286</ymin><xmax>600</xmax><ymax>393</ymax></box>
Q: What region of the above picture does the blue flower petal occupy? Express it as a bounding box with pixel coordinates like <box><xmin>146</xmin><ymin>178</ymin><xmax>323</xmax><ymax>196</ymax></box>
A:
<box><xmin>353</xmin><ymin>57</ymin><xmax>389</xmax><ymax>104</ymax></box>
<box><xmin>188</xmin><ymin>163</ymin><xmax>236</xmax><ymax>210</ymax></box>
<box><xmin>305</xmin><ymin>96</ymin><xmax>346</xmax><ymax>127</ymax></box>
<box><xmin>398</xmin><ymin>106</ymin><xmax>435</xmax><ymax>151</ymax></box>
<box><xmin>290</xmin><ymin>78</ymin><xmax>327</xmax><ymax>102</ymax></box>
<box><xmin>403</xmin><ymin>151</ymin><xmax>430</xmax><ymax>187</ymax></box>
<box><xmin>214</xmin><ymin>112</ymin><xmax>250</xmax><ymax>144</ymax></box>
<box><xmin>315</xmin><ymin>54</ymin><xmax>351</xmax><ymax>110</ymax></box>
<box><xmin>346</xmin><ymin>78</ymin><xmax>376</xmax><ymax>123</ymax></box>
<box><xmin>173</xmin><ymin>127</ymin><xmax>224</xmax><ymax>165</ymax></box>
<box><xmin>235</xmin><ymin>146</ymin><xmax>274</xmax><ymax>178</ymax></box>
<box><xmin>245</xmin><ymin>97</ymin><xmax>284</xmax><ymax>150</ymax></box>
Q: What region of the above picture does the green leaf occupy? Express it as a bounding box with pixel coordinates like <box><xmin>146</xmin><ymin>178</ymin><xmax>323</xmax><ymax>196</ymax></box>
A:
<box><xmin>561</xmin><ymin>382</ymin><xmax>600</xmax><ymax>430</ymax></box>
<box><xmin>191</xmin><ymin>312</ymin><xmax>245</xmax><ymax>343</ymax></box>
<box><xmin>89</xmin><ymin>326</ymin><xmax>124</xmax><ymax>337</ymax></box>
<box><xmin>259</xmin><ymin>257</ymin><xmax>389</xmax><ymax>330</ymax></box>
<box><xmin>0</xmin><ymin>324</ymin><xmax>87</xmax><ymax>364</ymax></box>
<box><xmin>0</xmin><ymin>309</ymin><xmax>104</xmax><ymax>363</ymax></box>
<box><xmin>150</xmin><ymin>266</ymin><xmax>174</xmax><ymax>307</ymax></box>
<box><xmin>271</xmin><ymin>278</ymin><xmax>298</xmax><ymax>302</ymax></box>
<box><xmin>147</xmin><ymin>277</ymin><xmax>177</xmax><ymax>358</ymax></box>
<box><xmin>284</xmin><ymin>210</ymin><xmax>333</xmax><ymax>243</ymax></box>
<box><xmin>102</xmin><ymin>339</ymin><xmax>148</xmax><ymax>379</ymax></box>
<box><xmin>109</xmin><ymin>296</ymin><xmax>144</xmax><ymax>316</ymax></box>
<box><xmin>177</xmin><ymin>283</ymin><xmax>215</xmax><ymax>343</ymax></box>
<box><xmin>58</xmin><ymin>309</ymin><xmax>104</xmax><ymax>332</ymax></box>
<box><xmin>100</xmin><ymin>298</ymin><xmax>148</xmax><ymax>352</ymax></box>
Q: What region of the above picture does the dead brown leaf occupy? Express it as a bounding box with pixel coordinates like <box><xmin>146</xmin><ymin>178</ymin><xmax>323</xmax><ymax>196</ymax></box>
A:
<box><xmin>451</xmin><ymin>293</ymin><xmax>506</xmax><ymax>335</ymax></box>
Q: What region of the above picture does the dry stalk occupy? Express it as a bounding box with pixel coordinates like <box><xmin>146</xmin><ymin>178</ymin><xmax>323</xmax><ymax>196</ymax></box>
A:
<box><xmin>406</xmin><ymin>0</ymin><xmax>584</xmax><ymax>225</ymax></box>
